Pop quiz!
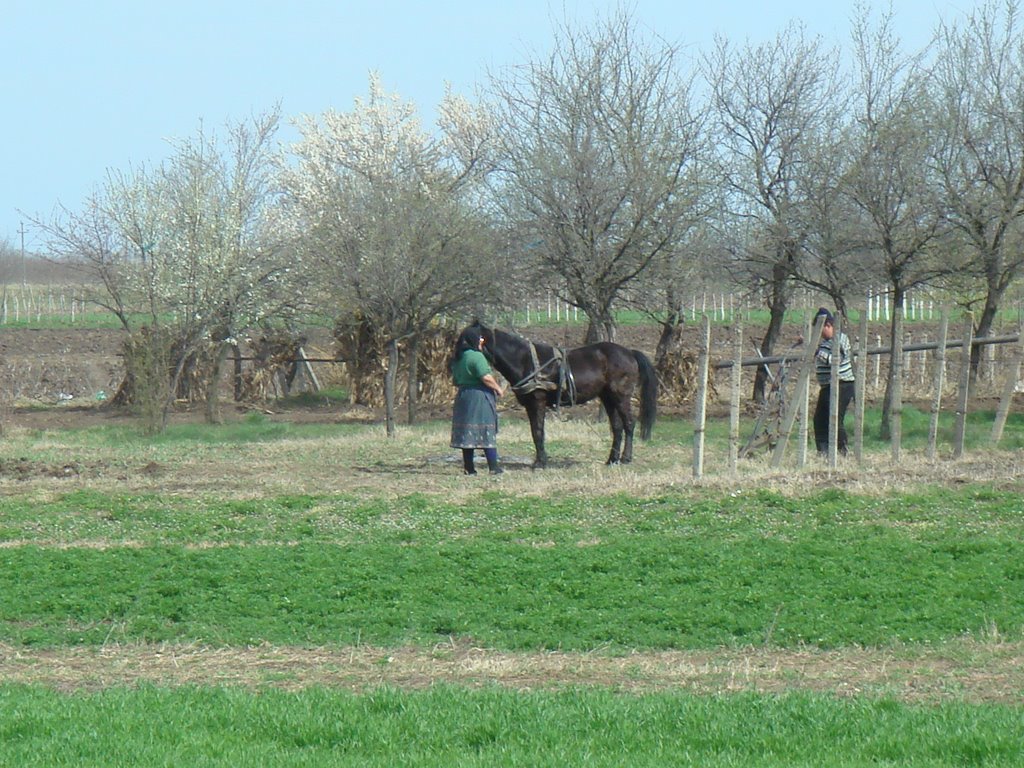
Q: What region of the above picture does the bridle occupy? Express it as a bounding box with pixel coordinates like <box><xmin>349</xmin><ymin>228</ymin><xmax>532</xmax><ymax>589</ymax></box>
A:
<box><xmin>487</xmin><ymin>329</ymin><xmax>577</xmax><ymax>408</ymax></box>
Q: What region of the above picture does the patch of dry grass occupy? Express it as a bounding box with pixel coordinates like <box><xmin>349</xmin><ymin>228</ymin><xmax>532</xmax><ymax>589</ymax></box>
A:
<box><xmin>3</xmin><ymin>412</ymin><xmax>1024</xmax><ymax>502</ymax></box>
<box><xmin>2</xmin><ymin>640</ymin><xmax>1020</xmax><ymax>703</ymax></box>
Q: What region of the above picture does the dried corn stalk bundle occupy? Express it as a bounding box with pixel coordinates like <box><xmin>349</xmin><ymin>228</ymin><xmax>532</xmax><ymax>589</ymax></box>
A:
<box><xmin>110</xmin><ymin>327</ymin><xmax>174</xmax><ymax>407</ymax></box>
<box><xmin>172</xmin><ymin>339</ymin><xmax>220</xmax><ymax>402</ymax></box>
<box><xmin>415</xmin><ymin>326</ymin><xmax>459</xmax><ymax>405</ymax></box>
<box><xmin>334</xmin><ymin>317</ymin><xmax>459</xmax><ymax>408</ymax></box>
<box><xmin>656</xmin><ymin>348</ymin><xmax>712</xmax><ymax>405</ymax></box>
<box><xmin>334</xmin><ymin>315</ymin><xmax>385</xmax><ymax>406</ymax></box>
<box><xmin>237</xmin><ymin>332</ymin><xmax>307</xmax><ymax>401</ymax></box>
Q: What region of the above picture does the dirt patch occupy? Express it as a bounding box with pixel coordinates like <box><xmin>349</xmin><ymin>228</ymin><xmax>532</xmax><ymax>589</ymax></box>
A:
<box><xmin>0</xmin><ymin>457</ymin><xmax>105</xmax><ymax>479</ymax></box>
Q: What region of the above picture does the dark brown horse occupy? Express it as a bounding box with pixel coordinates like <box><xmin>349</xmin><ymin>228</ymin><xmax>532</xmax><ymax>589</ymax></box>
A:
<box><xmin>465</xmin><ymin>322</ymin><xmax>657</xmax><ymax>467</ymax></box>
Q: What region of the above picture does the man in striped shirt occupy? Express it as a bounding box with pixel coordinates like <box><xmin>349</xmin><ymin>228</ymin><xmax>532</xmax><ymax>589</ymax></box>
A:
<box><xmin>813</xmin><ymin>307</ymin><xmax>855</xmax><ymax>455</ymax></box>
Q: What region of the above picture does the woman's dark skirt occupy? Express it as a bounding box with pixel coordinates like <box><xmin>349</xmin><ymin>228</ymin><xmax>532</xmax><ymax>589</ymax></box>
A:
<box><xmin>450</xmin><ymin>386</ymin><xmax>498</xmax><ymax>449</ymax></box>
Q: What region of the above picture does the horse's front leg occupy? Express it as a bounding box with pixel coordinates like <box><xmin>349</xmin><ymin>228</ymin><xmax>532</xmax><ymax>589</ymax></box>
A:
<box><xmin>525</xmin><ymin>397</ymin><xmax>549</xmax><ymax>468</ymax></box>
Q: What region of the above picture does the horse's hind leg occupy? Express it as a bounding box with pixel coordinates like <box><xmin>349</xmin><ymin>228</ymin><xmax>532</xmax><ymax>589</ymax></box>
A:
<box><xmin>621</xmin><ymin>411</ymin><xmax>636</xmax><ymax>463</ymax></box>
<box><xmin>610</xmin><ymin>399</ymin><xmax>634</xmax><ymax>466</ymax></box>
<box><xmin>603</xmin><ymin>396</ymin><xmax>625</xmax><ymax>464</ymax></box>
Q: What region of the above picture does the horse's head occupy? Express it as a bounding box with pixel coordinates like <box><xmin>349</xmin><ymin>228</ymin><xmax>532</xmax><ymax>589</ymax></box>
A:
<box><xmin>463</xmin><ymin>320</ymin><xmax>496</xmax><ymax>357</ymax></box>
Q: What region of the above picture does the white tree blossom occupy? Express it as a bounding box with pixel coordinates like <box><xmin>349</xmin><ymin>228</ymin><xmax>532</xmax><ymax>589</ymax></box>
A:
<box><xmin>282</xmin><ymin>74</ymin><xmax>502</xmax><ymax>433</ymax></box>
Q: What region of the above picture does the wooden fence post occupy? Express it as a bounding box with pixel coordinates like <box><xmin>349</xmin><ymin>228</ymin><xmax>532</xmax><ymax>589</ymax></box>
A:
<box><xmin>953</xmin><ymin>312</ymin><xmax>974</xmax><ymax>459</ymax></box>
<box><xmin>891</xmin><ymin>308</ymin><xmax>903</xmax><ymax>464</ymax></box>
<box><xmin>854</xmin><ymin>309</ymin><xmax>868</xmax><ymax>463</ymax></box>
<box><xmin>728</xmin><ymin>324</ymin><xmax>742</xmax><ymax>476</ymax></box>
<box><xmin>828</xmin><ymin>313</ymin><xmax>842</xmax><ymax>468</ymax></box>
<box><xmin>873</xmin><ymin>335</ymin><xmax>881</xmax><ymax>391</ymax></box>
<box><xmin>927</xmin><ymin>310</ymin><xmax>950</xmax><ymax>459</ymax></box>
<box><xmin>692</xmin><ymin>315</ymin><xmax>711</xmax><ymax>480</ymax></box>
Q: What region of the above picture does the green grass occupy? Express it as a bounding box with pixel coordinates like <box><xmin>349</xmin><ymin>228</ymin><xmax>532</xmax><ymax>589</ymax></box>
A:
<box><xmin>0</xmin><ymin>685</ymin><xmax>1020</xmax><ymax>767</ymax></box>
<box><xmin>22</xmin><ymin>411</ymin><xmax>364</xmax><ymax>448</ymax></box>
<box><xmin>3</xmin><ymin>406</ymin><xmax>1024</xmax><ymax>764</ymax></box>
<box><xmin>2</xmin><ymin>486</ymin><xmax>1022</xmax><ymax>649</ymax></box>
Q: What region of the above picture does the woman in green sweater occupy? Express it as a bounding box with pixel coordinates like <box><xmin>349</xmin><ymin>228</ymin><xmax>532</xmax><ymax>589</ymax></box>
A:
<box><xmin>449</xmin><ymin>327</ymin><xmax>505</xmax><ymax>475</ymax></box>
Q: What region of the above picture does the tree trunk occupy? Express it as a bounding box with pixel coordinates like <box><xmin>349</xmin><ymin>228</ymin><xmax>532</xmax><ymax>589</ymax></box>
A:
<box><xmin>752</xmin><ymin>289</ymin><xmax>789</xmax><ymax>403</ymax></box>
<box><xmin>970</xmin><ymin>292</ymin><xmax>1001</xmax><ymax>382</ymax></box>
<box><xmin>878</xmin><ymin>287</ymin><xmax>906</xmax><ymax>441</ymax></box>
<box><xmin>584</xmin><ymin>305</ymin><xmax>616</xmax><ymax>343</ymax></box>
<box><xmin>655</xmin><ymin>310</ymin><xmax>683</xmax><ymax>370</ymax></box>
<box><xmin>231</xmin><ymin>343</ymin><xmax>243</xmax><ymax>401</ymax></box>
<box><xmin>205</xmin><ymin>342</ymin><xmax>227</xmax><ymax>425</ymax></box>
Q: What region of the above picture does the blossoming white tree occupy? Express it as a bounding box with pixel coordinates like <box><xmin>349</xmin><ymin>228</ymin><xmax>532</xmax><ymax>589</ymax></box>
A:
<box><xmin>283</xmin><ymin>75</ymin><xmax>502</xmax><ymax>434</ymax></box>
<box><xmin>38</xmin><ymin>109</ymin><xmax>299</xmax><ymax>430</ymax></box>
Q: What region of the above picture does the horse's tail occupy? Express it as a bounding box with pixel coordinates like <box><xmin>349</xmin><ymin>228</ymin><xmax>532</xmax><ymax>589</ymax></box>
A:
<box><xmin>633</xmin><ymin>349</ymin><xmax>657</xmax><ymax>441</ymax></box>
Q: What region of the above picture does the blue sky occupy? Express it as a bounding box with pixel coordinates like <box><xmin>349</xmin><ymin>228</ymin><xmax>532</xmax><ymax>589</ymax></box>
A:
<box><xmin>3</xmin><ymin>0</ymin><xmax>972</xmax><ymax>251</ymax></box>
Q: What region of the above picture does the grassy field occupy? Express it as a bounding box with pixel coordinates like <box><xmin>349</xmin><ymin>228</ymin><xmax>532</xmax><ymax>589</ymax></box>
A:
<box><xmin>0</xmin><ymin>405</ymin><xmax>1022</xmax><ymax>766</ymax></box>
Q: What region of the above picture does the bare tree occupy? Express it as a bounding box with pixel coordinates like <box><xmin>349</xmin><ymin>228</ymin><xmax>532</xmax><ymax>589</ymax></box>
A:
<box><xmin>488</xmin><ymin>6</ymin><xmax>705</xmax><ymax>343</ymax></box>
<box><xmin>932</xmin><ymin>0</ymin><xmax>1024</xmax><ymax>371</ymax></box>
<box><xmin>283</xmin><ymin>75</ymin><xmax>502</xmax><ymax>434</ymax></box>
<box><xmin>704</xmin><ymin>23</ymin><xmax>844</xmax><ymax>400</ymax></box>
<box><xmin>792</xmin><ymin>122</ymin><xmax>878</xmax><ymax>314</ymax></box>
<box><xmin>845</xmin><ymin>7</ymin><xmax>951</xmax><ymax>438</ymax></box>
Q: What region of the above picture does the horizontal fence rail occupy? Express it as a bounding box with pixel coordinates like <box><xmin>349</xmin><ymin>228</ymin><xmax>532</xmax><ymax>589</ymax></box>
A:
<box><xmin>714</xmin><ymin>334</ymin><xmax>1021</xmax><ymax>370</ymax></box>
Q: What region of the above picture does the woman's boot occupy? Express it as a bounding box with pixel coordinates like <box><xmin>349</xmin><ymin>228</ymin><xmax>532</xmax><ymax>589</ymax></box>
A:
<box><xmin>484</xmin><ymin>448</ymin><xmax>503</xmax><ymax>475</ymax></box>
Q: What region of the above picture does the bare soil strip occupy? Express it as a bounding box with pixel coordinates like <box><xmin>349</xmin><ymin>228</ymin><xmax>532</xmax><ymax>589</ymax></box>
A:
<box><xmin>2</xmin><ymin>641</ymin><xmax>1021</xmax><ymax>702</ymax></box>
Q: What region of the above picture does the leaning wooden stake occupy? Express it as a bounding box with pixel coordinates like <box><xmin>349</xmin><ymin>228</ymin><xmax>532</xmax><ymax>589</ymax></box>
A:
<box><xmin>771</xmin><ymin>314</ymin><xmax>827</xmax><ymax>468</ymax></box>
<box><xmin>991</xmin><ymin>325</ymin><xmax>1024</xmax><ymax>445</ymax></box>
<box><xmin>295</xmin><ymin>347</ymin><xmax>322</xmax><ymax>394</ymax></box>
<box><xmin>927</xmin><ymin>310</ymin><xmax>950</xmax><ymax>459</ymax></box>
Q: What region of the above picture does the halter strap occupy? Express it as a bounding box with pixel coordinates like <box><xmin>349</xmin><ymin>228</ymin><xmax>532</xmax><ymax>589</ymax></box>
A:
<box><xmin>512</xmin><ymin>342</ymin><xmax>575</xmax><ymax>408</ymax></box>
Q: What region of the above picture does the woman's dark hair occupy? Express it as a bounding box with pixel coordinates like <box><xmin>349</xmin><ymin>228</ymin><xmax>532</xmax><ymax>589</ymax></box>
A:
<box><xmin>449</xmin><ymin>326</ymin><xmax>483</xmax><ymax>373</ymax></box>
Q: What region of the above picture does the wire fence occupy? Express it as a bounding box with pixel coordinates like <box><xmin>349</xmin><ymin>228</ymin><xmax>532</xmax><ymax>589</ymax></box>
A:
<box><xmin>691</xmin><ymin>307</ymin><xmax>1024</xmax><ymax>479</ymax></box>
